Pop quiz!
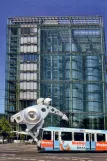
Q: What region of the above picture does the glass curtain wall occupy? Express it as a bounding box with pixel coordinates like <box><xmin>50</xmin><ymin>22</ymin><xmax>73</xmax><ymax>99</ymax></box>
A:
<box><xmin>40</xmin><ymin>27</ymin><xmax>105</xmax><ymax>129</ymax></box>
<box><xmin>40</xmin><ymin>29</ymin><xmax>84</xmax><ymax>127</ymax></box>
<box><xmin>5</xmin><ymin>26</ymin><xmax>18</xmax><ymax>118</ymax></box>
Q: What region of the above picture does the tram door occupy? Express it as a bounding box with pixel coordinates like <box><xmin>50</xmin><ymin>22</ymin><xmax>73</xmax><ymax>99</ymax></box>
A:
<box><xmin>53</xmin><ymin>131</ymin><xmax>60</xmax><ymax>151</ymax></box>
<box><xmin>86</xmin><ymin>133</ymin><xmax>96</xmax><ymax>151</ymax></box>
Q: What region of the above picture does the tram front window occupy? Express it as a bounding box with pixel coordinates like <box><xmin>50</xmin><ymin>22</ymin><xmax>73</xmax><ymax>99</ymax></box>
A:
<box><xmin>43</xmin><ymin>131</ymin><xmax>51</xmax><ymax>140</ymax></box>
<box><xmin>38</xmin><ymin>129</ymin><xmax>43</xmax><ymax>140</ymax></box>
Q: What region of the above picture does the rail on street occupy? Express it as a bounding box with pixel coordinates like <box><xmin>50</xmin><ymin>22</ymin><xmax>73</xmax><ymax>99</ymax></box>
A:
<box><xmin>0</xmin><ymin>144</ymin><xmax>107</xmax><ymax>161</ymax></box>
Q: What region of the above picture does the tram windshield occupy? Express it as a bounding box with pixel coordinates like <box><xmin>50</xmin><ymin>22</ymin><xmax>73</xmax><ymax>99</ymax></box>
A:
<box><xmin>38</xmin><ymin>129</ymin><xmax>43</xmax><ymax>140</ymax></box>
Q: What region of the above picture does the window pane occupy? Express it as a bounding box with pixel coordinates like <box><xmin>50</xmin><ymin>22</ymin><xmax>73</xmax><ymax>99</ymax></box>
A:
<box><xmin>97</xmin><ymin>133</ymin><xmax>105</xmax><ymax>142</ymax></box>
<box><xmin>28</xmin><ymin>55</ymin><xmax>30</xmax><ymax>61</ymax></box>
<box><xmin>55</xmin><ymin>132</ymin><xmax>59</xmax><ymax>140</ymax></box>
<box><xmin>20</xmin><ymin>55</ymin><xmax>24</xmax><ymax>61</ymax></box>
<box><xmin>74</xmin><ymin>132</ymin><xmax>84</xmax><ymax>141</ymax></box>
<box><xmin>43</xmin><ymin>131</ymin><xmax>51</xmax><ymax>140</ymax></box>
<box><xmin>34</xmin><ymin>54</ymin><xmax>38</xmax><ymax>61</ymax></box>
<box><xmin>21</xmin><ymin>27</ymin><xmax>31</xmax><ymax>35</ymax></box>
<box><xmin>92</xmin><ymin>134</ymin><xmax>95</xmax><ymax>141</ymax></box>
<box><xmin>32</xmin><ymin>54</ymin><xmax>34</xmax><ymax>61</ymax></box>
<box><xmin>61</xmin><ymin>132</ymin><xmax>72</xmax><ymax>141</ymax></box>
<box><xmin>86</xmin><ymin>134</ymin><xmax>89</xmax><ymax>141</ymax></box>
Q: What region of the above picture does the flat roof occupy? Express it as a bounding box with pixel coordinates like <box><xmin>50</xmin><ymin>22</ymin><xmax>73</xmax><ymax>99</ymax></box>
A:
<box><xmin>7</xmin><ymin>16</ymin><xmax>103</xmax><ymax>26</ymax></box>
<box><xmin>43</xmin><ymin>127</ymin><xmax>107</xmax><ymax>133</ymax></box>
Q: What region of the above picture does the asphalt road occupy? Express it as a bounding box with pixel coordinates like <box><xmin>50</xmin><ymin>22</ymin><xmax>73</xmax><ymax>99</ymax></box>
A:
<box><xmin>0</xmin><ymin>144</ymin><xmax>107</xmax><ymax>161</ymax></box>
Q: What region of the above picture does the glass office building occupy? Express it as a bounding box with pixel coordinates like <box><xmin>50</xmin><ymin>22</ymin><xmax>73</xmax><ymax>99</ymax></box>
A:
<box><xmin>5</xmin><ymin>16</ymin><xmax>106</xmax><ymax>130</ymax></box>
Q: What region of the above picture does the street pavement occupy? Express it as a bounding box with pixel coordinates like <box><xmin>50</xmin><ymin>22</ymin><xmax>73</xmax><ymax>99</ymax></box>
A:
<box><xmin>0</xmin><ymin>144</ymin><xmax>107</xmax><ymax>161</ymax></box>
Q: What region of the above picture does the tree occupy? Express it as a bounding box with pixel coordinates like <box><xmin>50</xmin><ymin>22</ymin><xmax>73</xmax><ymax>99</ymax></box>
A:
<box><xmin>20</xmin><ymin>134</ymin><xmax>25</xmax><ymax>141</ymax></box>
<box><xmin>0</xmin><ymin>117</ymin><xmax>11</xmax><ymax>143</ymax></box>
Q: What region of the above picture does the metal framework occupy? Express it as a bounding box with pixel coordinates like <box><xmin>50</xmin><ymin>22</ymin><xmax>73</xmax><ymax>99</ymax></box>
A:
<box><xmin>5</xmin><ymin>16</ymin><xmax>106</xmax><ymax>130</ymax></box>
<box><xmin>8</xmin><ymin>16</ymin><xmax>102</xmax><ymax>25</ymax></box>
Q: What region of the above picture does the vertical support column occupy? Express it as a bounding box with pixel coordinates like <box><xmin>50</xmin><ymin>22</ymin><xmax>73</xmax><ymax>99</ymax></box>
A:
<box><xmin>17</xmin><ymin>26</ymin><xmax>20</xmax><ymax>111</ymax></box>
<box><xmin>69</xmin><ymin>28</ymin><xmax>72</xmax><ymax>127</ymax></box>
<box><xmin>51</xmin><ymin>35</ymin><xmax>53</xmax><ymax>126</ymax></box>
<box><xmin>37</xmin><ymin>25</ymin><xmax>41</xmax><ymax>99</ymax></box>
<box><xmin>16</xmin><ymin>26</ymin><xmax>20</xmax><ymax>131</ymax></box>
<box><xmin>101</xmin><ymin>28</ymin><xmax>106</xmax><ymax>129</ymax></box>
<box><xmin>71</xmin><ymin>30</ymin><xmax>83</xmax><ymax>128</ymax></box>
<box><xmin>5</xmin><ymin>26</ymin><xmax>9</xmax><ymax>115</ymax></box>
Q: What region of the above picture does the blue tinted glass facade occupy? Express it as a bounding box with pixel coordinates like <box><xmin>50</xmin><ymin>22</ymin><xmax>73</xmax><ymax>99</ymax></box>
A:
<box><xmin>39</xmin><ymin>18</ymin><xmax>106</xmax><ymax>129</ymax></box>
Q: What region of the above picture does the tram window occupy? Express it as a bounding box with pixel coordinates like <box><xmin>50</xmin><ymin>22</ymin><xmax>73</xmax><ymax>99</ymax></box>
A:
<box><xmin>74</xmin><ymin>133</ymin><xmax>84</xmax><ymax>141</ymax></box>
<box><xmin>92</xmin><ymin>134</ymin><xmax>94</xmax><ymax>141</ymax></box>
<box><xmin>55</xmin><ymin>132</ymin><xmax>59</xmax><ymax>140</ymax></box>
<box><xmin>43</xmin><ymin>131</ymin><xmax>51</xmax><ymax>140</ymax></box>
<box><xmin>97</xmin><ymin>133</ymin><xmax>105</xmax><ymax>142</ymax></box>
<box><xmin>86</xmin><ymin>134</ymin><xmax>89</xmax><ymax>141</ymax></box>
<box><xmin>61</xmin><ymin>132</ymin><xmax>72</xmax><ymax>141</ymax></box>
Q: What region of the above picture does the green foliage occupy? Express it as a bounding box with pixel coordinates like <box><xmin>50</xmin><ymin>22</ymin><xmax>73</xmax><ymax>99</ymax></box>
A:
<box><xmin>8</xmin><ymin>132</ymin><xmax>15</xmax><ymax>139</ymax></box>
<box><xmin>0</xmin><ymin>117</ymin><xmax>11</xmax><ymax>139</ymax></box>
<box><xmin>20</xmin><ymin>134</ymin><xmax>25</xmax><ymax>140</ymax></box>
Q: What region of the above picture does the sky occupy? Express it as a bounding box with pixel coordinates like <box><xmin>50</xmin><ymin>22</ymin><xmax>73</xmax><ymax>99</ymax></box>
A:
<box><xmin>0</xmin><ymin>0</ymin><xmax>107</xmax><ymax>113</ymax></box>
